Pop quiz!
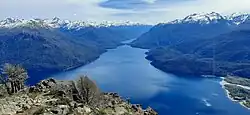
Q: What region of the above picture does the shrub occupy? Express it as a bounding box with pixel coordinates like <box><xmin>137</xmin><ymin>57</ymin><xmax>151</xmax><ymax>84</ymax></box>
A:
<box><xmin>73</xmin><ymin>76</ymin><xmax>100</xmax><ymax>105</ymax></box>
<box><xmin>0</xmin><ymin>63</ymin><xmax>28</xmax><ymax>94</ymax></box>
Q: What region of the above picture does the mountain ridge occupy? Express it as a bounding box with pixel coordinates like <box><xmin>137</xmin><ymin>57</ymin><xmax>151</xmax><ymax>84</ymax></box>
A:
<box><xmin>0</xmin><ymin>17</ymin><xmax>152</xmax><ymax>29</ymax></box>
<box><xmin>131</xmin><ymin>12</ymin><xmax>250</xmax><ymax>49</ymax></box>
<box><xmin>166</xmin><ymin>12</ymin><xmax>250</xmax><ymax>25</ymax></box>
<box><xmin>130</xmin><ymin>12</ymin><xmax>250</xmax><ymax>78</ymax></box>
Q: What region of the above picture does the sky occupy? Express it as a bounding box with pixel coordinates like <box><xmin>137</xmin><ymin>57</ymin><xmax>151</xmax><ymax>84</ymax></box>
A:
<box><xmin>0</xmin><ymin>0</ymin><xmax>250</xmax><ymax>24</ymax></box>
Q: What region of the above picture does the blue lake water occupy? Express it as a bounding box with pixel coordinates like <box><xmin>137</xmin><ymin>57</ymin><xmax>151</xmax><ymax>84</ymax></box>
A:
<box><xmin>53</xmin><ymin>45</ymin><xmax>250</xmax><ymax>115</ymax></box>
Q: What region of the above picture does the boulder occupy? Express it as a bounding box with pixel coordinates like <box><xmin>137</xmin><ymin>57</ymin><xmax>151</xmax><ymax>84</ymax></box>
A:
<box><xmin>74</xmin><ymin>106</ymin><xmax>92</xmax><ymax>114</ymax></box>
<box><xmin>30</xmin><ymin>78</ymin><xmax>57</xmax><ymax>92</ymax></box>
<box><xmin>144</xmin><ymin>107</ymin><xmax>158</xmax><ymax>115</ymax></box>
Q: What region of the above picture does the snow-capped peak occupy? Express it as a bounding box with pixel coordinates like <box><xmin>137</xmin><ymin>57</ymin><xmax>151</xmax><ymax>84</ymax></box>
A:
<box><xmin>182</xmin><ymin>12</ymin><xmax>225</xmax><ymax>24</ymax></box>
<box><xmin>169</xmin><ymin>12</ymin><xmax>226</xmax><ymax>24</ymax></box>
<box><xmin>0</xmin><ymin>18</ymin><xmax>22</xmax><ymax>25</ymax></box>
<box><xmin>227</xmin><ymin>12</ymin><xmax>250</xmax><ymax>25</ymax></box>
<box><xmin>0</xmin><ymin>17</ymin><xmax>149</xmax><ymax>29</ymax></box>
<box><xmin>52</xmin><ymin>17</ymin><xmax>60</xmax><ymax>22</ymax></box>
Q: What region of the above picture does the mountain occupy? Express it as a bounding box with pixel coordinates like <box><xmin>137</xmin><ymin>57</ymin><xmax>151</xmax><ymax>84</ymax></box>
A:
<box><xmin>146</xmin><ymin>30</ymin><xmax>250</xmax><ymax>77</ymax></box>
<box><xmin>171</xmin><ymin>12</ymin><xmax>226</xmax><ymax>24</ymax></box>
<box><xmin>235</xmin><ymin>14</ymin><xmax>250</xmax><ymax>30</ymax></box>
<box><xmin>0</xmin><ymin>23</ymin><xmax>104</xmax><ymax>72</ymax></box>
<box><xmin>131</xmin><ymin>12</ymin><xmax>239</xmax><ymax>49</ymax></box>
<box><xmin>0</xmin><ymin>17</ymin><xmax>150</xmax><ymax>29</ymax></box>
<box><xmin>131</xmin><ymin>12</ymin><xmax>250</xmax><ymax>78</ymax></box>
<box><xmin>228</xmin><ymin>13</ymin><xmax>250</xmax><ymax>25</ymax></box>
<box><xmin>144</xmin><ymin>16</ymin><xmax>250</xmax><ymax>78</ymax></box>
<box><xmin>61</xmin><ymin>25</ymin><xmax>151</xmax><ymax>49</ymax></box>
<box><xmin>0</xmin><ymin>18</ymin><xmax>152</xmax><ymax>83</ymax></box>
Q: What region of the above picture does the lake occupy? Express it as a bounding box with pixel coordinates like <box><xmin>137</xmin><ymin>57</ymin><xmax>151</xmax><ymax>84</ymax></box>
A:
<box><xmin>53</xmin><ymin>45</ymin><xmax>250</xmax><ymax>115</ymax></box>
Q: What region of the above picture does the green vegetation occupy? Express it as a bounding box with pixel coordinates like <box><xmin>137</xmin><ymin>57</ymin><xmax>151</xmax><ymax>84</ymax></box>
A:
<box><xmin>0</xmin><ymin>63</ymin><xmax>28</xmax><ymax>95</ymax></box>
<box><xmin>144</xmin><ymin>30</ymin><xmax>250</xmax><ymax>78</ymax></box>
<box><xmin>0</xmin><ymin>27</ymin><xmax>104</xmax><ymax>73</ymax></box>
<box><xmin>223</xmin><ymin>77</ymin><xmax>250</xmax><ymax>109</ymax></box>
<box><xmin>243</xmin><ymin>100</ymin><xmax>250</xmax><ymax>108</ymax></box>
<box><xmin>224</xmin><ymin>84</ymin><xmax>250</xmax><ymax>100</ymax></box>
<box><xmin>131</xmin><ymin>20</ymin><xmax>232</xmax><ymax>49</ymax></box>
<box><xmin>225</xmin><ymin>76</ymin><xmax>250</xmax><ymax>87</ymax></box>
<box><xmin>75</xmin><ymin>76</ymin><xmax>100</xmax><ymax>105</ymax></box>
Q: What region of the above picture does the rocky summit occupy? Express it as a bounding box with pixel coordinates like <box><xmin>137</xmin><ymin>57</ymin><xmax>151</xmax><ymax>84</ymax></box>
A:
<box><xmin>0</xmin><ymin>78</ymin><xmax>157</xmax><ymax>115</ymax></box>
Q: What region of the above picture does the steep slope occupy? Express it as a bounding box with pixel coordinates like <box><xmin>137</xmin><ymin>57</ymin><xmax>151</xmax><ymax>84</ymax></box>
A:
<box><xmin>131</xmin><ymin>12</ymin><xmax>250</xmax><ymax>78</ymax></box>
<box><xmin>131</xmin><ymin>12</ymin><xmax>235</xmax><ymax>49</ymax></box>
<box><xmin>61</xmin><ymin>27</ymin><xmax>125</xmax><ymax>49</ymax></box>
<box><xmin>146</xmin><ymin>30</ymin><xmax>250</xmax><ymax>78</ymax></box>
<box><xmin>0</xmin><ymin>24</ymin><xmax>104</xmax><ymax>72</ymax></box>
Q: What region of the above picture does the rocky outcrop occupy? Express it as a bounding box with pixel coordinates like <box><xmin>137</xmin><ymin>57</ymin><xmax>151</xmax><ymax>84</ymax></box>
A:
<box><xmin>0</xmin><ymin>78</ymin><xmax>158</xmax><ymax>115</ymax></box>
<box><xmin>29</xmin><ymin>78</ymin><xmax>57</xmax><ymax>92</ymax></box>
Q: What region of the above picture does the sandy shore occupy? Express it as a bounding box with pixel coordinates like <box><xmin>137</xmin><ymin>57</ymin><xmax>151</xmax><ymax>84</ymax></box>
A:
<box><xmin>219</xmin><ymin>77</ymin><xmax>250</xmax><ymax>110</ymax></box>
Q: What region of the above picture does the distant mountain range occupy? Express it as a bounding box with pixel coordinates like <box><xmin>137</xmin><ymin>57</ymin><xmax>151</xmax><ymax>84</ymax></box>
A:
<box><xmin>0</xmin><ymin>17</ymin><xmax>149</xmax><ymax>29</ymax></box>
<box><xmin>0</xmin><ymin>17</ymin><xmax>152</xmax><ymax>48</ymax></box>
<box><xmin>131</xmin><ymin>12</ymin><xmax>250</xmax><ymax>78</ymax></box>
<box><xmin>1</xmin><ymin>12</ymin><xmax>250</xmax><ymax>81</ymax></box>
<box><xmin>0</xmin><ymin>17</ymin><xmax>152</xmax><ymax>83</ymax></box>
<box><xmin>131</xmin><ymin>12</ymin><xmax>250</xmax><ymax>49</ymax></box>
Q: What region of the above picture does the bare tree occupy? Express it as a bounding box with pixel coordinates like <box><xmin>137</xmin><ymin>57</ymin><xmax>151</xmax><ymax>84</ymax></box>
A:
<box><xmin>48</xmin><ymin>76</ymin><xmax>100</xmax><ymax>106</ymax></box>
<box><xmin>74</xmin><ymin>76</ymin><xmax>100</xmax><ymax>105</ymax></box>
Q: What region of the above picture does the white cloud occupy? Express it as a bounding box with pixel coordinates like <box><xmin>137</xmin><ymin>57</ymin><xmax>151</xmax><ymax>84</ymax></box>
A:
<box><xmin>0</xmin><ymin>0</ymin><xmax>250</xmax><ymax>24</ymax></box>
<box><xmin>141</xmin><ymin>0</ymin><xmax>157</xmax><ymax>4</ymax></box>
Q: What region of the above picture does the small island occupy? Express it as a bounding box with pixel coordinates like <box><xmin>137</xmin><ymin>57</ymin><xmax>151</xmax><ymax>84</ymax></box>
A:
<box><xmin>0</xmin><ymin>64</ymin><xmax>157</xmax><ymax>115</ymax></box>
<box><xmin>220</xmin><ymin>76</ymin><xmax>250</xmax><ymax>109</ymax></box>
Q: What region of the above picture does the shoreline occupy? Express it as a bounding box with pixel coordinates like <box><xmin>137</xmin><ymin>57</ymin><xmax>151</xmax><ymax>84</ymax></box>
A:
<box><xmin>219</xmin><ymin>77</ymin><xmax>250</xmax><ymax>110</ymax></box>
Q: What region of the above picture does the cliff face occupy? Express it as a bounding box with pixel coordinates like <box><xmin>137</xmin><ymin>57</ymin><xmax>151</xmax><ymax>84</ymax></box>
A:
<box><xmin>0</xmin><ymin>78</ymin><xmax>157</xmax><ymax>115</ymax></box>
